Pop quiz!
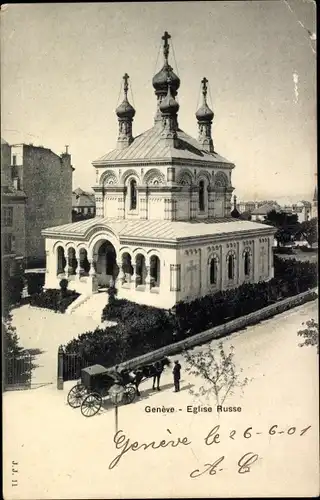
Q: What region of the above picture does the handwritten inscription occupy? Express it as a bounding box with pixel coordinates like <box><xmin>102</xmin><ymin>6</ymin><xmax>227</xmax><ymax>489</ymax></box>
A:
<box><xmin>190</xmin><ymin>452</ymin><xmax>259</xmax><ymax>478</ymax></box>
<box><xmin>109</xmin><ymin>429</ymin><xmax>191</xmax><ymax>470</ymax></box>
<box><xmin>108</xmin><ymin>424</ymin><xmax>312</xmax><ymax>475</ymax></box>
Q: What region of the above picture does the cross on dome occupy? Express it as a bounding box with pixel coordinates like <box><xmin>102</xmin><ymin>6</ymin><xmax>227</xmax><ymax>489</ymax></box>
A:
<box><xmin>162</xmin><ymin>31</ymin><xmax>171</xmax><ymax>62</ymax></box>
<box><xmin>201</xmin><ymin>77</ymin><xmax>208</xmax><ymax>101</ymax></box>
<box><xmin>123</xmin><ymin>73</ymin><xmax>129</xmax><ymax>97</ymax></box>
<box><xmin>116</xmin><ymin>73</ymin><xmax>135</xmax><ymax>120</ymax></box>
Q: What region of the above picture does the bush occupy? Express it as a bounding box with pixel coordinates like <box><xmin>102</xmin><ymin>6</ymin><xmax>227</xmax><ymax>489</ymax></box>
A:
<box><xmin>3</xmin><ymin>275</ymin><xmax>25</xmax><ymax>315</ymax></box>
<box><xmin>29</xmin><ymin>288</ymin><xmax>80</xmax><ymax>313</ymax></box>
<box><xmin>66</xmin><ymin>257</ymin><xmax>318</xmax><ymax>368</ymax></box>
<box><xmin>26</xmin><ymin>273</ymin><xmax>45</xmax><ymax>296</ymax></box>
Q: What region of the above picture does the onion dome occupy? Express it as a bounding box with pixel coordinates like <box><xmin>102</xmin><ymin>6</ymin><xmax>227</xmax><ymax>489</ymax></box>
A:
<box><xmin>231</xmin><ymin>207</ymin><xmax>240</xmax><ymax>218</ymax></box>
<box><xmin>153</xmin><ymin>64</ymin><xmax>180</xmax><ymax>94</ymax></box>
<box><xmin>196</xmin><ymin>102</ymin><xmax>214</xmax><ymax>121</ymax></box>
<box><xmin>231</xmin><ymin>195</ymin><xmax>240</xmax><ymax>218</ymax></box>
<box><xmin>116</xmin><ymin>99</ymin><xmax>135</xmax><ymax>119</ymax></box>
<box><xmin>153</xmin><ymin>31</ymin><xmax>180</xmax><ymax>95</ymax></box>
<box><xmin>116</xmin><ymin>73</ymin><xmax>135</xmax><ymax>119</ymax></box>
<box><xmin>196</xmin><ymin>77</ymin><xmax>214</xmax><ymax>121</ymax></box>
<box><xmin>160</xmin><ymin>80</ymin><xmax>180</xmax><ymax>115</ymax></box>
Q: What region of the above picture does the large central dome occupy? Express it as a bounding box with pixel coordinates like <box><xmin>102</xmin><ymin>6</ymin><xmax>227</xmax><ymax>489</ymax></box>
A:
<box><xmin>152</xmin><ymin>63</ymin><xmax>180</xmax><ymax>95</ymax></box>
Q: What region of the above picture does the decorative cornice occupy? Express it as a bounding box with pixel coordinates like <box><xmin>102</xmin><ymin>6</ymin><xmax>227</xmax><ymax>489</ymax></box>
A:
<box><xmin>92</xmin><ymin>157</ymin><xmax>235</xmax><ymax>170</ymax></box>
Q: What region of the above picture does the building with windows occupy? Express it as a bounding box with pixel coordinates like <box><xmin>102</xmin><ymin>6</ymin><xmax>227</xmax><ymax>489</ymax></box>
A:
<box><xmin>42</xmin><ymin>32</ymin><xmax>276</xmax><ymax>309</ymax></box>
<box><xmin>72</xmin><ymin>188</ymin><xmax>96</xmax><ymax>219</ymax></box>
<box><xmin>2</xmin><ymin>141</ymin><xmax>74</xmax><ymax>267</ymax></box>
<box><xmin>1</xmin><ymin>138</ymin><xmax>27</xmax><ymax>278</ymax></box>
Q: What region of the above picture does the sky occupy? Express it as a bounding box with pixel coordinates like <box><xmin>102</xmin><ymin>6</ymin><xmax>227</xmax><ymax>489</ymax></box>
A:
<box><xmin>1</xmin><ymin>1</ymin><xmax>317</xmax><ymax>202</ymax></box>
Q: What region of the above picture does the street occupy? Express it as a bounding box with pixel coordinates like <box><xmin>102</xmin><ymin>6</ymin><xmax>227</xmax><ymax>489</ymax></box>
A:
<box><xmin>3</xmin><ymin>299</ymin><xmax>319</xmax><ymax>498</ymax></box>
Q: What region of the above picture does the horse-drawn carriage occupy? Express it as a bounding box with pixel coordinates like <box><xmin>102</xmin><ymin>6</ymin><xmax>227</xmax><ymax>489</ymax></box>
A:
<box><xmin>67</xmin><ymin>364</ymin><xmax>137</xmax><ymax>417</ymax></box>
<box><xmin>67</xmin><ymin>357</ymin><xmax>171</xmax><ymax>417</ymax></box>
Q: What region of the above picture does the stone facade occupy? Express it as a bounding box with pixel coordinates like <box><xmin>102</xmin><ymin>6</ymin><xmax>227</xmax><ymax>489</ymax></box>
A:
<box><xmin>9</xmin><ymin>144</ymin><xmax>73</xmax><ymax>266</ymax></box>
<box><xmin>1</xmin><ymin>138</ymin><xmax>27</xmax><ymax>276</ymax></box>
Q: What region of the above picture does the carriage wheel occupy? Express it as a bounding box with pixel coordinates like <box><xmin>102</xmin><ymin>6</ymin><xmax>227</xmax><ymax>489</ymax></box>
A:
<box><xmin>67</xmin><ymin>384</ymin><xmax>86</xmax><ymax>408</ymax></box>
<box><xmin>123</xmin><ymin>384</ymin><xmax>136</xmax><ymax>405</ymax></box>
<box><xmin>81</xmin><ymin>393</ymin><xmax>102</xmax><ymax>417</ymax></box>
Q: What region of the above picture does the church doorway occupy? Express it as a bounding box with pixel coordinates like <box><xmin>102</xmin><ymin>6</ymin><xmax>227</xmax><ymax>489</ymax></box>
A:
<box><xmin>95</xmin><ymin>240</ymin><xmax>118</xmax><ymax>287</ymax></box>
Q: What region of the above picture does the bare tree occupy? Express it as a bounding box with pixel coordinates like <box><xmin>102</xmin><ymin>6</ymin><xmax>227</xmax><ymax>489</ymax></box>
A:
<box><xmin>183</xmin><ymin>342</ymin><xmax>250</xmax><ymax>406</ymax></box>
<box><xmin>297</xmin><ymin>319</ymin><xmax>319</xmax><ymax>353</ymax></box>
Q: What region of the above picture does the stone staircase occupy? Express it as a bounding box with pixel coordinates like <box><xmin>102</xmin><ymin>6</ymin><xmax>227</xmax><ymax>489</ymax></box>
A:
<box><xmin>67</xmin><ymin>291</ymin><xmax>111</xmax><ymax>324</ymax></box>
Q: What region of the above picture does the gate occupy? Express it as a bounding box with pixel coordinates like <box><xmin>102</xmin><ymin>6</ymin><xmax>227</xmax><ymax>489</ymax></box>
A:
<box><xmin>4</xmin><ymin>351</ymin><xmax>32</xmax><ymax>391</ymax></box>
<box><xmin>62</xmin><ymin>351</ymin><xmax>91</xmax><ymax>382</ymax></box>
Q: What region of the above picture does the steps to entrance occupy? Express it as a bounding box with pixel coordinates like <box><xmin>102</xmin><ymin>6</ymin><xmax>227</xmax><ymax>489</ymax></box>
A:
<box><xmin>68</xmin><ymin>292</ymin><xmax>115</xmax><ymax>325</ymax></box>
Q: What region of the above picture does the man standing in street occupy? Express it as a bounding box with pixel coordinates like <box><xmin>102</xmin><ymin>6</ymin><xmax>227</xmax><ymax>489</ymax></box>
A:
<box><xmin>173</xmin><ymin>360</ymin><xmax>181</xmax><ymax>392</ymax></box>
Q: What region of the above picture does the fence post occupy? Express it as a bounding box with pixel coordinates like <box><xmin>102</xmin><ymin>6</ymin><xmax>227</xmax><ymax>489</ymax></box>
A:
<box><xmin>57</xmin><ymin>345</ymin><xmax>64</xmax><ymax>390</ymax></box>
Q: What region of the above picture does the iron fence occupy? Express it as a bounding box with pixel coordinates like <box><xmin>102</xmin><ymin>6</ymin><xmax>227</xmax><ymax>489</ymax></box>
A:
<box><xmin>4</xmin><ymin>351</ymin><xmax>32</xmax><ymax>390</ymax></box>
<box><xmin>63</xmin><ymin>352</ymin><xmax>91</xmax><ymax>381</ymax></box>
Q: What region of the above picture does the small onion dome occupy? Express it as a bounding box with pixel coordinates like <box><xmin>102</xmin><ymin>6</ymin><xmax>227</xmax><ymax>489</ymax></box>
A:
<box><xmin>116</xmin><ymin>98</ymin><xmax>135</xmax><ymax>119</ymax></box>
<box><xmin>196</xmin><ymin>102</ymin><xmax>214</xmax><ymax>122</ymax></box>
<box><xmin>160</xmin><ymin>86</ymin><xmax>179</xmax><ymax>115</ymax></box>
<box><xmin>231</xmin><ymin>207</ymin><xmax>240</xmax><ymax>218</ymax></box>
<box><xmin>152</xmin><ymin>64</ymin><xmax>180</xmax><ymax>94</ymax></box>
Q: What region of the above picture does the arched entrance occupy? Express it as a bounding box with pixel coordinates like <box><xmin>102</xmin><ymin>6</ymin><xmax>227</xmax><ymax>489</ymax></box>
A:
<box><xmin>94</xmin><ymin>240</ymin><xmax>118</xmax><ymax>287</ymax></box>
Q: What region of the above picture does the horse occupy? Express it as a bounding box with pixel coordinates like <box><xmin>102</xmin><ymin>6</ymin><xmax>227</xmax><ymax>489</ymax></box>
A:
<box><xmin>120</xmin><ymin>358</ymin><xmax>171</xmax><ymax>397</ymax></box>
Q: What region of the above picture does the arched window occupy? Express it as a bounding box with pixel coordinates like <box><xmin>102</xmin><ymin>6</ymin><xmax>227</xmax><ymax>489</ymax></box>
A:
<box><xmin>130</xmin><ymin>179</ymin><xmax>137</xmax><ymax>210</ymax></box>
<box><xmin>210</xmin><ymin>258</ymin><xmax>217</xmax><ymax>285</ymax></box>
<box><xmin>244</xmin><ymin>252</ymin><xmax>250</xmax><ymax>276</ymax></box>
<box><xmin>199</xmin><ymin>180</ymin><xmax>205</xmax><ymax>212</ymax></box>
<box><xmin>228</xmin><ymin>254</ymin><xmax>234</xmax><ymax>280</ymax></box>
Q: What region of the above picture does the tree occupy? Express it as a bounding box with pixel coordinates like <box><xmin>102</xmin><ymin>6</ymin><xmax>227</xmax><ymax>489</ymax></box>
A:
<box><xmin>183</xmin><ymin>342</ymin><xmax>250</xmax><ymax>406</ymax></box>
<box><xmin>2</xmin><ymin>314</ymin><xmax>24</xmax><ymax>357</ymax></box>
<box><xmin>264</xmin><ymin>210</ymin><xmax>299</xmax><ymax>247</ymax></box>
<box><xmin>239</xmin><ymin>211</ymin><xmax>252</xmax><ymax>221</ymax></box>
<box><xmin>298</xmin><ymin>218</ymin><xmax>318</xmax><ymax>246</ymax></box>
<box><xmin>297</xmin><ymin>319</ymin><xmax>319</xmax><ymax>353</ymax></box>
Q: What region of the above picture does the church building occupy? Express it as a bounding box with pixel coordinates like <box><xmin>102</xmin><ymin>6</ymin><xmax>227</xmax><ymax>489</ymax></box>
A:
<box><xmin>43</xmin><ymin>32</ymin><xmax>276</xmax><ymax>309</ymax></box>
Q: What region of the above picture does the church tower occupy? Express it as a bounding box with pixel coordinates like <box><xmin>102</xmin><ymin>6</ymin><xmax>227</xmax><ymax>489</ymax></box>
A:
<box><xmin>116</xmin><ymin>73</ymin><xmax>136</xmax><ymax>150</ymax></box>
<box><xmin>152</xmin><ymin>31</ymin><xmax>180</xmax><ymax>124</ymax></box>
<box><xmin>196</xmin><ymin>77</ymin><xmax>214</xmax><ymax>153</ymax></box>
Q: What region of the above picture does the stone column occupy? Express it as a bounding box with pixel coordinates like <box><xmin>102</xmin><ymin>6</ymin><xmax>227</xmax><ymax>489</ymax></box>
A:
<box><xmin>64</xmin><ymin>252</ymin><xmax>69</xmax><ymax>278</ymax></box>
<box><xmin>75</xmin><ymin>249</ymin><xmax>80</xmax><ymax>280</ymax></box>
<box><xmin>131</xmin><ymin>264</ymin><xmax>137</xmax><ymax>289</ymax></box>
<box><xmin>115</xmin><ymin>259</ymin><xmax>125</xmax><ymax>287</ymax></box>
<box><xmin>145</xmin><ymin>265</ymin><xmax>151</xmax><ymax>290</ymax></box>
<box><xmin>57</xmin><ymin>345</ymin><xmax>64</xmax><ymax>390</ymax></box>
<box><xmin>207</xmin><ymin>187</ymin><xmax>215</xmax><ymax>218</ymax></box>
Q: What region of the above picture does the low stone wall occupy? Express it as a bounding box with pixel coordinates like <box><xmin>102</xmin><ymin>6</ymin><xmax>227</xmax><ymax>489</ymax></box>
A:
<box><xmin>118</xmin><ymin>289</ymin><xmax>318</xmax><ymax>372</ymax></box>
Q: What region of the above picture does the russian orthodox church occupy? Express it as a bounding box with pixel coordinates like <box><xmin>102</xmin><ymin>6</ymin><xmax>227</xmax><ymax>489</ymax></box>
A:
<box><xmin>43</xmin><ymin>32</ymin><xmax>276</xmax><ymax>309</ymax></box>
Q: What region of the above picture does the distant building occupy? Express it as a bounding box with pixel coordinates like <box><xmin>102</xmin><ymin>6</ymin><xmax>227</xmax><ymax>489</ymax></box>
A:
<box><xmin>251</xmin><ymin>202</ymin><xmax>281</xmax><ymax>222</ymax></box>
<box><xmin>72</xmin><ymin>188</ymin><xmax>96</xmax><ymax>218</ymax></box>
<box><xmin>281</xmin><ymin>200</ymin><xmax>311</xmax><ymax>223</ymax></box>
<box><xmin>1</xmin><ymin>138</ymin><xmax>27</xmax><ymax>278</ymax></box>
<box><xmin>1</xmin><ymin>140</ymin><xmax>74</xmax><ymax>267</ymax></box>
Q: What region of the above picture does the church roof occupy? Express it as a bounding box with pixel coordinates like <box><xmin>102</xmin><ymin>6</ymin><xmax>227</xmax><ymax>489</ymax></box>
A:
<box><xmin>42</xmin><ymin>217</ymin><xmax>275</xmax><ymax>242</ymax></box>
<box><xmin>92</xmin><ymin>126</ymin><xmax>233</xmax><ymax>166</ymax></box>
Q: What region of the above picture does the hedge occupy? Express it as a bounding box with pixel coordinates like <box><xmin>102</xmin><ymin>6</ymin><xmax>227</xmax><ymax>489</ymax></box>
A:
<box><xmin>64</xmin><ymin>256</ymin><xmax>317</xmax><ymax>370</ymax></box>
<box><xmin>29</xmin><ymin>289</ymin><xmax>80</xmax><ymax>313</ymax></box>
<box><xmin>26</xmin><ymin>273</ymin><xmax>45</xmax><ymax>296</ymax></box>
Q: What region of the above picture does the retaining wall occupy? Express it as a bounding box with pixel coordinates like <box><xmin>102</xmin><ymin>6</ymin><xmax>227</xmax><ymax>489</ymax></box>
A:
<box><xmin>117</xmin><ymin>289</ymin><xmax>318</xmax><ymax>371</ymax></box>
<box><xmin>59</xmin><ymin>288</ymin><xmax>317</xmax><ymax>388</ymax></box>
